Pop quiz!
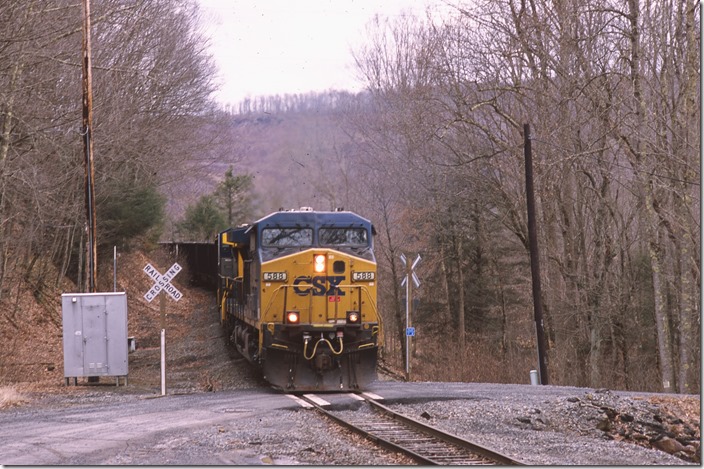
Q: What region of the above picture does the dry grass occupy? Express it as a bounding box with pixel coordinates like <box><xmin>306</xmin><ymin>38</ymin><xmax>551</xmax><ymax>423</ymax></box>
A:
<box><xmin>0</xmin><ymin>245</ymin><xmax>264</xmax><ymax>403</ymax></box>
<box><xmin>0</xmin><ymin>386</ymin><xmax>27</xmax><ymax>409</ymax></box>
<box><xmin>403</xmin><ymin>332</ymin><xmax>535</xmax><ymax>384</ymax></box>
<box><xmin>0</xmin><ymin>248</ymin><xmax>203</xmax><ymax>390</ymax></box>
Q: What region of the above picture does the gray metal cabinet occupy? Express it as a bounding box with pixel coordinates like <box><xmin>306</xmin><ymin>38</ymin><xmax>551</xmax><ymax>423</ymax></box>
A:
<box><xmin>62</xmin><ymin>292</ymin><xmax>128</xmax><ymax>383</ymax></box>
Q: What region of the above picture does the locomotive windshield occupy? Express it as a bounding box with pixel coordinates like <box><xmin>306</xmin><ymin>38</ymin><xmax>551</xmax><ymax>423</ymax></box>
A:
<box><xmin>319</xmin><ymin>228</ymin><xmax>368</xmax><ymax>247</ymax></box>
<box><xmin>257</xmin><ymin>214</ymin><xmax>374</xmax><ymax>262</ymax></box>
<box><xmin>262</xmin><ymin>227</ymin><xmax>313</xmax><ymax>247</ymax></box>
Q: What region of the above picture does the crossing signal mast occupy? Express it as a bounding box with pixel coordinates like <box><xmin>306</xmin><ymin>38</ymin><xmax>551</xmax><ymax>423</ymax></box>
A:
<box><xmin>400</xmin><ymin>253</ymin><xmax>421</xmax><ymax>380</ymax></box>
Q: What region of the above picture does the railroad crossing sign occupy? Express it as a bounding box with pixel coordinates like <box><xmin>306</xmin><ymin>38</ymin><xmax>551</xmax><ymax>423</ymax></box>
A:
<box><xmin>143</xmin><ymin>262</ymin><xmax>183</xmax><ymax>302</ymax></box>
<box><xmin>143</xmin><ymin>262</ymin><xmax>182</xmax><ymax>397</ymax></box>
<box><xmin>400</xmin><ymin>253</ymin><xmax>421</xmax><ymax>288</ymax></box>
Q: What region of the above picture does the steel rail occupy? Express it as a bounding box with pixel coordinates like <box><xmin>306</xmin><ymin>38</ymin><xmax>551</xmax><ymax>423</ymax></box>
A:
<box><xmin>301</xmin><ymin>395</ymin><xmax>523</xmax><ymax>465</ymax></box>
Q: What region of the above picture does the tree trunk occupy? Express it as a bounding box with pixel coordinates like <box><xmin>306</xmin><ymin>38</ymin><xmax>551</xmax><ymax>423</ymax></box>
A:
<box><xmin>624</xmin><ymin>0</ymin><xmax>676</xmax><ymax>394</ymax></box>
<box><xmin>437</xmin><ymin>243</ymin><xmax>452</xmax><ymax>326</ymax></box>
<box><xmin>0</xmin><ymin>32</ymin><xmax>27</xmax><ymax>304</ymax></box>
<box><xmin>454</xmin><ymin>234</ymin><xmax>466</xmax><ymax>348</ymax></box>
<box><xmin>676</xmin><ymin>239</ymin><xmax>695</xmax><ymax>393</ymax></box>
<box><xmin>649</xmin><ymin>223</ymin><xmax>675</xmax><ymax>393</ymax></box>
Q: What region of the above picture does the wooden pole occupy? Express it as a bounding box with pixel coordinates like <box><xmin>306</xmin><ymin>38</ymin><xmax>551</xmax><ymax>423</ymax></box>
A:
<box><xmin>82</xmin><ymin>0</ymin><xmax>97</xmax><ymax>292</ymax></box>
<box><xmin>523</xmin><ymin>124</ymin><xmax>549</xmax><ymax>385</ymax></box>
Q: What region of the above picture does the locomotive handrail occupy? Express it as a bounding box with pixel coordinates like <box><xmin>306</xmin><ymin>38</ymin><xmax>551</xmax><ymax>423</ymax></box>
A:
<box><xmin>218</xmin><ymin>276</ymin><xmax>247</xmax><ymax>322</ymax></box>
<box><xmin>219</xmin><ymin>289</ymin><xmax>229</xmax><ymax>322</ymax></box>
<box><xmin>217</xmin><ymin>276</ymin><xmax>232</xmax><ymax>323</ymax></box>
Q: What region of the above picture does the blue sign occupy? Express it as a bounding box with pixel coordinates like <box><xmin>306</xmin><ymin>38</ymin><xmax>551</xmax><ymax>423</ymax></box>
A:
<box><xmin>406</xmin><ymin>327</ymin><xmax>416</xmax><ymax>337</ymax></box>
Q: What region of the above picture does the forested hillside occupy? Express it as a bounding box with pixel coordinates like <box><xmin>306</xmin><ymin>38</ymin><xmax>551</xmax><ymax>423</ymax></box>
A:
<box><xmin>224</xmin><ymin>92</ymin><xmax>364</xmax><ymax>216</ymax></box>
<box><xmin>220</xmin><ymin>1</ymin><xmax>701</xmax><ymax>394</ymax></box>
<box><xmin>0</xmin><ymin>0</ymin><xmax>699</xmax><ymax>395</ymax></box>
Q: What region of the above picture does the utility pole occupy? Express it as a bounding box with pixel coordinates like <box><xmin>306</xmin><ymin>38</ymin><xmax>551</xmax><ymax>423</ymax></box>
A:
<box><xmin>82</xmin><ymin>0</ymin><xmax>97</xmax><ymax>293</ymax></box>
<box><xmin>523</xmin><ymin>123</ymin><xmax>549</xmax><ymax>385</ymax></box>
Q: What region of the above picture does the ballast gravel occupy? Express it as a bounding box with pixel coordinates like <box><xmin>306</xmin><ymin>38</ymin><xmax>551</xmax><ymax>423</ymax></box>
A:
<box><xmin>379</xmin><ymin>383</ymin><xmax>696</xmax><ymax>465</ymax></box>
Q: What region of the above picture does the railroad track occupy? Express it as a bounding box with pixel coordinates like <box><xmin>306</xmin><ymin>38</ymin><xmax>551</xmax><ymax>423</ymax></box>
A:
<box><xmin>300</xmin><ymin>394</ymin><xmax>523</xmax><ymax>465</ymax></box>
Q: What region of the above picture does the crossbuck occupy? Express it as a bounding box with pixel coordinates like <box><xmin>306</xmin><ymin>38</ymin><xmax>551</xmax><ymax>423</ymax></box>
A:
<box><xmin>143</xmin><ymin>263</ymin><xmax>183</xmax><ymax>302</ymax></box>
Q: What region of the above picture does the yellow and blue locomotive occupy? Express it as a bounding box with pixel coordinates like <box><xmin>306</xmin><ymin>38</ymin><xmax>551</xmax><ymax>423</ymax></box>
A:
<box><xmin>216</xmin><ymin>208</ymin><xmax>382</xmax><ymax>391</ymax></box>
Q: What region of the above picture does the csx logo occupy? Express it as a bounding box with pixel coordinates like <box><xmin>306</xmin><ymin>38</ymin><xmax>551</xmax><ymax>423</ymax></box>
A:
<box><xmin>293</xmin><ymin>275</ymin><xmax>345</xmax><ymax>296</ymax></box>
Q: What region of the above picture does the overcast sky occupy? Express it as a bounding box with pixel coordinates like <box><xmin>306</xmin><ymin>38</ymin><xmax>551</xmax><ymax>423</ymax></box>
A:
<box><xmin>196</xmin><ymin>0</ymin><xmax>448</xmax><ymax>106</ymax></box>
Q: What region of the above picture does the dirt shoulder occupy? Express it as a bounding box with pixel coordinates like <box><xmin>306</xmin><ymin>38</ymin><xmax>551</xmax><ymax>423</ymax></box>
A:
<box><xmin>0</xmin><ymin>249</ymin><xmax>264</xmax><ymax>399</ymax></box>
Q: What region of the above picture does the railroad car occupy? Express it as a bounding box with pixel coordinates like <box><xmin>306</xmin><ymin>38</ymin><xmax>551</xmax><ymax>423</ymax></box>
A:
<box><xmin>216</xmin><ymin>208</ymin><xmax>382</xmax><ymax>391</ymax></box>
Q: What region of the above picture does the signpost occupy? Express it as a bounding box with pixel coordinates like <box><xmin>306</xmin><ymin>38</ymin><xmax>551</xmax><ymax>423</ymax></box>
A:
<box><xmin>143</xmin><ymin>262</ymin><xmax>182</xmax><ymax>396</ymax></box>
<box><xmin>400</xmin><ymin>253</ymin><xmax>421</xmax><ymax>381</ymax></box>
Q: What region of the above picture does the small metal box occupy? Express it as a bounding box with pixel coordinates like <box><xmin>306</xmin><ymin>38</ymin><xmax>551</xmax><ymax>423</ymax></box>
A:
<box><xmin>62</xmin><ymin>292</ymin><xmax>128</xmax><ymax>382</ymax></box>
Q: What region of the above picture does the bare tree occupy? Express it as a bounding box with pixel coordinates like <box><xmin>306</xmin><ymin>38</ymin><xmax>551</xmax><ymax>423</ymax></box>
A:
<box><xmin>0</xmin><ymin>0</ymin><xmax>227</xmax><ymax>303</ymax></box>
<box><xmin>349</xmin><ymin>0</ymin><xmax>699</xmax><ymax>391</ymax></box>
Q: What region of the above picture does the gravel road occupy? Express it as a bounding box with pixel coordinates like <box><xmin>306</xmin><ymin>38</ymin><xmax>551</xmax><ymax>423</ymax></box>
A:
<box><xmin>0</xmin><ymin>388</ymin><xmax>415</xmax><ymax>465</ymax></box>
<box><xmin>0</xmin><ymin>380</ymin><xmax>697</xmax><ymax>465</ymax></box>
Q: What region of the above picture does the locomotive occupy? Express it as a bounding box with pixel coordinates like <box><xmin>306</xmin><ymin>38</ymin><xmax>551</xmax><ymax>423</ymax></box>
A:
<box><xmin>216</xmin><ymin>208</ymin><xmax>382</xmax><ymax>391</ymax></box>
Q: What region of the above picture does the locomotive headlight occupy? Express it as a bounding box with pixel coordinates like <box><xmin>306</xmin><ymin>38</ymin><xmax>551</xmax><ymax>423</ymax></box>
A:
<box><xmin>286</xmin><ymin>311</ymin><xmax>300</xmax><ymax>324</ymax></box>
<box><xmin>314</xmin><ymin>254</ymin><xmax>326</xmax><ymax>273</ymax></box>
<box><xmin>346</xmin><ymin>311</ymin><xmax>360</xmax><ymax>324</ymax></box>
